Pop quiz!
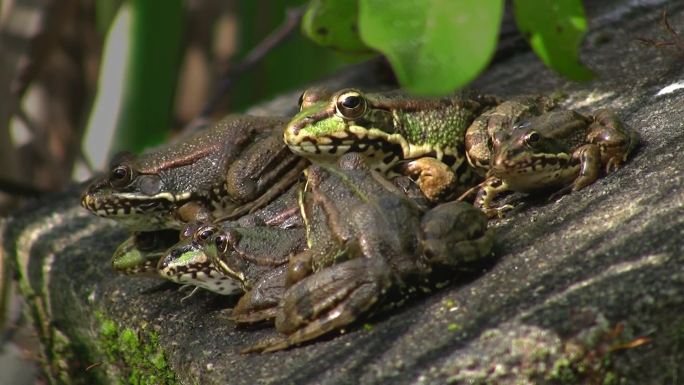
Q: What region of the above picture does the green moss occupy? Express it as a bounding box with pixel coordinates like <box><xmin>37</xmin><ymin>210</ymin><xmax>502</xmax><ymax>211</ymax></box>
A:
<box><xmin>548</xmin><ymin>357</ymin><xmax>578</xmax><ymax>384</ymax></box>
<box><xmin>447</xmin><ymin>323</ymin><xmax>460</xmax><ymax>332</ymax></box>
<box><xmin>95</xmin><ymin>311</ymin><xmax>178</xmax><ymax>385</ymax></box>
<box><xmin>602</xmin><ymin>371</ymin><xmax>618</xmax><ymax>385</ymax></box>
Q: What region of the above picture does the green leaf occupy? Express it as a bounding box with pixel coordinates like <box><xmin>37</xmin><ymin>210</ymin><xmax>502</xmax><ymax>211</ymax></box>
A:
<box><xmin>513</xmin><ymin>0</ymin><xmax>593</xmax><ymax>81</ymax></box>
<box><xmin>359</xmin><ymin>0</ymin><xmax>504</xmax><ymax>95</ymax></box>
<box><xmin>113</xmin><ymin>0</ymin><xmax>184</xmax><ymax>153</ymax></box>
<box><xmin>302</xmin><ymin>0</ymin><xmax>371</xmax><ymax>53</ymax></box>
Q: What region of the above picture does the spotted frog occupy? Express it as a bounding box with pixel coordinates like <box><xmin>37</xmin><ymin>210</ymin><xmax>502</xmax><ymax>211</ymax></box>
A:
<box><xmin>113</xmin><ymin>183</ymin><xmax>304</xmax><ymax>291</ymax></box>
<box><xmin>284</xmin><ymin>87</ymin><xmax>500</xmax><ymax>201</ymax></box>
<box><xmin>466</xmin><ymin>108</ymin><xmax>639</xmax><ymax>217</ymax></box>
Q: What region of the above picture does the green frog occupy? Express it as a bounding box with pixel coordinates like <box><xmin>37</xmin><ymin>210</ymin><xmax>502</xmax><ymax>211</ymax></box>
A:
<box><xmin>466</xmin><ymin>108</ymin><xmax>639</xmax><ymax>217</ymax></box>
<box><xmin>112</xmin><ymin>183</ymin><xmax>304</xmax><ymax>291</ymax></box>
<box><xmin>233</xmin><ymin>153</ymin><xmax>493</xmax><ymax>352</ymax></box>
<box><xmin>165</xmin><ymin>221</ymin><xmax>305</xmax><ymax>317</ymax></box>
<box><xmin>82</xmin><ymin>114</ymin><xmax>308</xmax><ymax>231</ymax></box>
<box><xmin>284</xmin><ymin>87</ymin><xmax>500</xmax><ymax>201</ymax></box>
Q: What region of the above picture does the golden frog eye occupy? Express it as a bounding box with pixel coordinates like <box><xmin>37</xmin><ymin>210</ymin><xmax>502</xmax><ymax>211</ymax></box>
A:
<box><xmin>335</xmin><ymin>90</ymin><xmax>367</xmax><ymax>120</ymax></box>
<box><xmin>195</xmin><ymin>225</ymin><xmax>217</xmax><ymax>244</ymax></box>
<box><xmin>524</xmin><ymin>130</ymin><xmax>541</xmax><ymax>147</ymax></box>
<box><xmin>109</xmin><ymin>165</ymin><xmax>135</xmax><ymax>188</ymax></box>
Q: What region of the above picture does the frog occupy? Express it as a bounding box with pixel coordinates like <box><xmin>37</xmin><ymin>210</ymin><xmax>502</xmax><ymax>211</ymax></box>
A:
<box><xmin>113</xmin><ymin>182</ymin><xmax>304</xmax><ymax>292</ymax></box>
<box><xmin>167</xmin><ymin>220</ymin><xmax>306</xmax><ymax>319</ymax></box>
<box><xmin>229</xmin><ymin>153</ymin><xmax>493</xmax><ymax>352</ymax></box>
<box><xmin>82</xmin><ymin>114</ymin><xmax>308</xmax><ymax>231</ymax></box>
<box><xmin>283</xmin><ymin>87</ymin><xmax>501</xmax><ymax>201</ymax></box>
<box><xmin>465</xmin><ymin>108</ymin><xmax>639</xmax><ymax>217</ymax></box>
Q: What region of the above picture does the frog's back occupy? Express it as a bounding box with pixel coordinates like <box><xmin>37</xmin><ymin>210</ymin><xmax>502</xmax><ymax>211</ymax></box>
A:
<box><xmin>134</xmin><ymin>115</ymin><xmax>288</xmax><ymax>174</ymax></box>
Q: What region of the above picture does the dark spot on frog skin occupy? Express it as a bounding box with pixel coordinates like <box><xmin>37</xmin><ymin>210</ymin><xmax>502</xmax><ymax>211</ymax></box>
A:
<box><xmin>316</xmin><ymin>27</ymin><xmax>328</xmax><ymax>36</ymax></box>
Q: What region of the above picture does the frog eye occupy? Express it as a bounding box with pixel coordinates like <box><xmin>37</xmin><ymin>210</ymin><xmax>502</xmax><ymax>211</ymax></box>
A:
<box><xmin>195</xmin><ymin>226</ymin><xmax>217</xmax><ymax>244</ymax></box>
<box><xmin>335</xmin><ymin>90</ymin><xmax>367</xmax><ymax>120</ymax></box>
<box><xmin>524</xmin><ymin>131</ymin><xmax>541</xmax><ymax>146</ymax></box>
<box><xmin>109</xmin><ymin>165</ymin><xmax>135</xmax><ymax>188</ymax></box>
<box><xmin>214</xmin><ymin>235</ymin><xmax>228</xmax><ymax>253</ymax></box>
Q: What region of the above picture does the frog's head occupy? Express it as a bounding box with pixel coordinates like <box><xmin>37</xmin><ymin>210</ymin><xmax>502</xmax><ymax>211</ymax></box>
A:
<box><xmin>81</xmin><ymin>151</ymin><xmax>202</xmax><ymax>231</ymax></box>
<box><xmin>284</xmin><ymin>88</ymin><xmax>399</xmax><ymax>171</ymax></box>
<box><xmin>490</xmin><ymin>116</ymin><xmax>579</xmax><ymax>192</ymax></box>
<box><xmin>82</xmin><ymin>152</ymin><xmax>178</xmax><ymax>230</ymax></box>
<box><xmin>188</xmin><ymin>224</ymin><xmax>244</xmax><ymax>282</ymax></box>
<box><xmin>157</xmin><ymin>234</ymin><xmax>242</xmax><ymax>295</ymax></box>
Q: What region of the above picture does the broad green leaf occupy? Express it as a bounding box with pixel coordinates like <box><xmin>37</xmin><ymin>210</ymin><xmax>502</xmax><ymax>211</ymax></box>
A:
<box><xmin>514</xmin><ymin>0</ymin><xmax>593</xmax><ymax>81</ymax></box>
<box><xmin>302</xmin><ymin>0</ymin><xmax>371</xmax><ymax>53</ymax></box>
<box><xmin>113</xmin><ymin>0</ymin><xmax>184</xmax><ymax>153</ymax></box>
<box><xmin>359</xmin><ymin>0</ymin><xmax>504</xmax><ymax>95</ymax></box>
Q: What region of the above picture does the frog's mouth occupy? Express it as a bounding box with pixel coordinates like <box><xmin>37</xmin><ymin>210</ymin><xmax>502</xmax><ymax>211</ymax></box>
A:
<box><xmin>81</xmin><ymin>182</ymin><xmax>202</xmax><ymax>229</ymax></box>
<box><xmin>288</xmin><ymin>127</ymin><xmax>413</xmax><ymax>172</ymax></box>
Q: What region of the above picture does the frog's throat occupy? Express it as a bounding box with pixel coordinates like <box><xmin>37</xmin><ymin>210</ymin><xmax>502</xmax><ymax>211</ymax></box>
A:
<box><xmin>160</xmin><ymin>259</ymin><xmax>243</xmax><ymax>295</ymax></box>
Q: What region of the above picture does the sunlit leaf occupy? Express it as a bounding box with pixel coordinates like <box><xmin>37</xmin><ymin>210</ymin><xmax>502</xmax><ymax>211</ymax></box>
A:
<box><xmin>513</xmin><ymin>0</ymin><xmax>593</xmax><ymax>81</ymax></box>
<box><xmin>358</xmin><ymin>0</ymin><xmax>504</xmax><ymax>95</ymax></box>
<box><xmin>301</xmin><ymin>0</ymin><xmax>371</xmax><ymax>53</ymax></box>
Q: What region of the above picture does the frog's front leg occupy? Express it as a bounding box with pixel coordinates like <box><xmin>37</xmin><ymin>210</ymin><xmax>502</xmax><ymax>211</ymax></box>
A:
<box><xmin>231</xmin><ymin>265</ymin><xmax>288</xmax><ymax>324</ymax></box>
<box><xmin>421</xmin><ymin>201</ymin><xmax>494</xmax><ymax>267</ymax></box>
<box><xmin>571</xmin><ymin>144</ymin><xmax>601</xmax><ymax>190</ymax></box>
<box><xmin>471</xmin><ymin>176</ymin><xmax>515</xmax><ymax>218</ymax></box>
<box><xmin>243</xmin><ymin>257</ymin><xmax>392</xmax><ymax>353</ymax></box>
<box><xmin>224</xmin><ymin>132</ymin><xmax>309</xmax><ymax>219</ymax></box>
<box><xmin>397</xmin><ymin>157</ymin><xmax>457</xmax><ymax>201</ymax></box>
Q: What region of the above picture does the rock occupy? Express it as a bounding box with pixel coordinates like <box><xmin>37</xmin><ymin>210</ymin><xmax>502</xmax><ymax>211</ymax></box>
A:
<box><xmin>2</xmin><ymin>2</ymin><xmax>683</xmax><ymax>384</ymax></box>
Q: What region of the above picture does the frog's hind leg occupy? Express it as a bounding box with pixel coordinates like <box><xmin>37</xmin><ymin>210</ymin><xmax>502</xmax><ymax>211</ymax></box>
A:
<box><xmin>244</xmin><ymin>257</ymin><xmax>392</xmax><ymax>353</ymax></box>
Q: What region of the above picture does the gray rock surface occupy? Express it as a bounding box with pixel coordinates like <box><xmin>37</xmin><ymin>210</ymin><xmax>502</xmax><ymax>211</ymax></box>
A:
<box><xmin>2</xmin><ymin>1</ymin><xmax>683</xmax><ymax>384</ymax></box>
